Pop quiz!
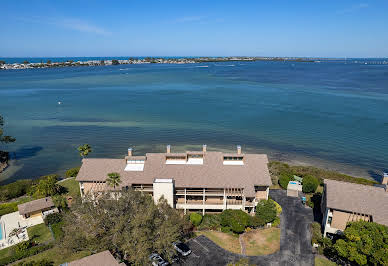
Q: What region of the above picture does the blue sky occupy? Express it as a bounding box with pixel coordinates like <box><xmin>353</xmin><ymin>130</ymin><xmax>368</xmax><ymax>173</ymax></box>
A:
<box><xmin>1</xmin><ymin>0</ymin><xmax>387</xmax><ymax>57</ymax></box>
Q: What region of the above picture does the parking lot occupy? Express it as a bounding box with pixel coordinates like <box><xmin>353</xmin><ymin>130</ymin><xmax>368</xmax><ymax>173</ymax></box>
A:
<box><xmin>177</xmin><ymin>190</ymin><xmax>314</xmax><ymax>266</ymax></box>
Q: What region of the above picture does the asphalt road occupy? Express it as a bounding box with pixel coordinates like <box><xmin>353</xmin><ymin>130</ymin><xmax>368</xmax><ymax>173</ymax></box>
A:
<box><xmin>179</xmin><ymin>190</ymin><xmax>314</xmax><ymax>266</ymax></box>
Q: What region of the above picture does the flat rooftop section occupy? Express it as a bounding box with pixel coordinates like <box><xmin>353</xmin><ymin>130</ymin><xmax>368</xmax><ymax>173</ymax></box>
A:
<box><xmin>77</xmin><ymin>151</ymin><xmax>272</xmax><ymax>197</ymax></box>
<box><xmin>68</xmin><ymin>250</ymin><xmax>123</xmax><ymax>266</ymax></box>
<box><xmin>154</xmin><ymin>178</ymin><xmax>173</xmax><ymax>183</ymax></box>
<box><xmin>324</xmin><ymin>179</ymin><xmax>388</xmax><ymax>226</ymax></box>
<box><xmin>18</xmin><ymin>197</ymin><xmax>54</xmax><ymax>215</ymax></box>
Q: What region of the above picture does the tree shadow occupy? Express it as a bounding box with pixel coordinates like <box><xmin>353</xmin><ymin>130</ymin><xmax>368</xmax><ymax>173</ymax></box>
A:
<box><xmin>9</xmin><ymin>146</ymin><xmax>43</xmax><ymax>160</ymax></box>
<box><xmin>367</xmin><ymin>169</ymin><xmax>386</xmax><ymax>183</ymax></box>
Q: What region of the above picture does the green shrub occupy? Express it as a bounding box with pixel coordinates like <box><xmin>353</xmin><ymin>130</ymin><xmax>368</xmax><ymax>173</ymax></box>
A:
<box><xmin>272</xmin><ymin>217</ymin><xmax>280</xmax><ymax>227</ymax></box>
<box><xmin>302</xmin><ymin>175</ymin><xmax>319</xmax><ymax>193</ymax></box>
<box><xmin>248</xmin><ymin>215</ymin><xmax>265</xmax><ymax>228</ymax></box>
<box><xmin>51</xmin><ymin>221</ymin><xmax>64</xmax><ymax>240</ymax></box>
<box><xmin>221</xmin><ymin>226</ymin><xmax>232</xmax><ymax>233</ymax></box>
<box><xmin>190</xmin><ymin>213</ymin><xmax>203</xmax><ymax>226</ymax></box>
<box><xmin>278</xmin><ymin>173</ymin><xmax>293</xmax><ymax>189</ymax></box>
<box><xmin>270</xmin><ymin>199</ymin><xmax>282</xmax><ymax>215</ymax></box>
<box><xmin>220</xmin><ymin>210</ymin><xmax>250</xmax><ymax>234</ymax></box>
<box><xmin>44</xmin><ymin>212</ymin><xmax>63</xmax><ymax>226</ymax></box>
<box><xmin>16</xmin><ymin>258</ymin><xmax>54</xmax><ymax>266</ymax></box>
<box><xmin>0</xmin><ymin>179</ymin><xmax>33</xmax><ymax>201</ymax></box>
<box><xmin>197</xmin><ymin>214</ymin><xmax>221</xmax><ymax>230</ymax></box>
<box><xmin>270</xmin><ymin>161</ymin><xmax>377</xmax><ymax>186</ymax></box>
<box><xmin>65</xmin><ymin>167</ymin><xmax>80</xmax><ymax>178</ymax></box>
<box><xmin>0</xmin><ymin>244</ymin><xmax>53</xmax><ymax>265</ymax></box>
<box><xmin>256</xmin><ymin>200</ymin><xmax>277</xmax><ymax>224</ymax></box>
<box><xmin>0</xmin><ymin>202</ymin><xmax>18</xmax><ymax>216</ymax></box>
<box><xmin>311</xmin><ymin>222</ymin><xmax>322</xmax><ymax>245</ymax></box>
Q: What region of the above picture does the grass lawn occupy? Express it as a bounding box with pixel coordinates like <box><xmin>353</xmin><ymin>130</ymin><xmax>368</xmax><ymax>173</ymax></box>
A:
<box><xmin>27</xmin><ymin>223</ymin><xmax>53</xmax><ymax>244</ymax></box>
<box><xmin>0</xmin><ymin>245</ymin><xmax>13</xmax><ymax>258</ymax></box>
<box><xmin>15</xmin><ymin>246</ymin><xmax>91</xmax><ymax>265</ymax></box>
<box><xmin>60</xmin><ymin>177</ymin><xmax>80</xmax><ymax>198</ymax></box>
<box><xmin>315</xmin><ymin>255</ymin><xmax>337</xmax><ymax>266</ymax></box>
<box><xmin>242</xmin><ymin>228</ymin><xmax>280</xmax><ymax>256</ymax></box>
<box><xmin>195</xmin><ymin>231</ymin><xmax>241</xmax><ymax>254</ymax></box>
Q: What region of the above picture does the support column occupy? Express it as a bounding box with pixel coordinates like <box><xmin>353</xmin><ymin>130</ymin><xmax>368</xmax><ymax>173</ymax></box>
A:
<box><xmin>203</xmin><ymin>188</ymin><xmax>205</xmax><ymax>215</ymax></box>
<box><xmin>223</xmin><ymin>188</ymin><xmax>227</xmax><ymax>210</ymax></box>
<box><xmin>184</xmin><ymin>188</ymin><xmax>187</xmax><ymax>214</ymax></box>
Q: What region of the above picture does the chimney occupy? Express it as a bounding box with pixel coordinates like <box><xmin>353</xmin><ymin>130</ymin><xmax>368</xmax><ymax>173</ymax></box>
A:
<box><xmin>166</xmin><ymin>145</ymin><xmax>171</xmax><ymax>153</ymax></box>
<box><xmin>203</xmin><ymin>144</ymin><xmax>207</xmax><ymax>153</ymax></box>
<box><xmin>382</xmin><ymin>172</ymin><xmax>388</xmax><ymax>185</ymax></box>
<box><xmin>237</xmin><ymin>145</ymin><xmax>242</xmax><ymax>155</ymax></box>
<box><xmin>128</xmin><ymin>148</ymin><xmax>132</xmax><ymax>156</ymax></box>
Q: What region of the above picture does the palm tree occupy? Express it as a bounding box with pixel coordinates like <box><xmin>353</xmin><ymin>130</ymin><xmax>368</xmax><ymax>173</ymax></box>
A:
<box><xmin>77</xmin><ymin>144</ymin><xmax>92</xmax><ymax>159</ymax></box>
<box><xmin>106</xmin><ymin>172</ymin><xmax>121</xmax><ymax>190</ymax></box>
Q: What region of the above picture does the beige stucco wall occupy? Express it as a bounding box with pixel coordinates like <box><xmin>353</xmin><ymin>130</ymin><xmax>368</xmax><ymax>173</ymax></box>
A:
<box><xmin>255</xmin><ymin>186</ymin><xmax>269</xmax><ymax>200</ymax></box>
<box><xmin>30</xmin><ymin>211</ymin><xmax>42</xmax><ymax>218</ymax></box>
<box><xmin>153</xmin><ymin>180</ymin><xmax>174</xmax><ymax>207</ymax></box>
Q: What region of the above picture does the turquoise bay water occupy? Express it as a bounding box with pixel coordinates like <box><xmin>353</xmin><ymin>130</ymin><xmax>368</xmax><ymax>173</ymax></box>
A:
<box><xmin>0</xmin><ymin>60</ymin><xmax>388</xmax><ymax>182</ymax></box>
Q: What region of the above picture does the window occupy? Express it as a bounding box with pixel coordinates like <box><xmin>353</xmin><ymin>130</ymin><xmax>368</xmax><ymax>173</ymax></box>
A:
<box><xmin>327</xmin><ymin>216</ymin><xmax>332</xmax><ymax>225</ymax></box>
<box><xmin>223</xmin><ymin>156</ymin><xmax>243</xmax><ymax>161</ymax></box>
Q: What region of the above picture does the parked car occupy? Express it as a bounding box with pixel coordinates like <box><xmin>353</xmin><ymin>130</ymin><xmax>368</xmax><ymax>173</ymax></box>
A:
<box><xmin>149</xmin><ymin>253</ymin><xmax>169</xmax><ymax>266</ymax></box>
<box><xmin>173</xmin><ymin>242</ymin><xmax>191</xmax><ymax>257</ymax></box>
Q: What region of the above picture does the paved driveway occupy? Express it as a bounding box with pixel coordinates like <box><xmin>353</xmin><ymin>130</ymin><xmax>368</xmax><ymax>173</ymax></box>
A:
<box><xmin>180</xmin><ymin>190</ymin><xmax>314</xmax><ymax>266</ymax></box>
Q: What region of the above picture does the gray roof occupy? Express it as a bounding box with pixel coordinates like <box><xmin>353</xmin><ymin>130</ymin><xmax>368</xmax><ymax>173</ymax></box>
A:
<box><xmin>324</xmin><ymin>179</ymin><xmax>388</xmax><ymax>226</ymax></box>
<box><xmin>76</xmin><ymin>151</ymin><xmax>272</xmax><ymax>197</ymax></box>
<box><xmin>18</xmin><ymin>197</ymin><xmax>54</xmax><ymax>215</ymax></box>
<box><xmin>68</xmin><ymin>250</ymin><xmax>122</xmax><ymax>266</ymax></box>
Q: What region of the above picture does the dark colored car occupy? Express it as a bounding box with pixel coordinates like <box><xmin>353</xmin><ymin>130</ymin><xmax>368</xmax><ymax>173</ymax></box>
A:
<box><xmin>173</xmin><ymin>242</ymin><xmax>192</xmax><ymax>257</ymax></box>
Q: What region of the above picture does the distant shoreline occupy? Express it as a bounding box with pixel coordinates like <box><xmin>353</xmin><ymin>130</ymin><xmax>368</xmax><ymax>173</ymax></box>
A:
<box><xmin>0</xmin><ymin>56</ymin><xmax>318</xmax><ymax>70</ymax></box>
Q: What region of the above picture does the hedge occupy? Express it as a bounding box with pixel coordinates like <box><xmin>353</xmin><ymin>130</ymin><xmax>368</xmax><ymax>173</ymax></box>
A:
<box><xmin>220</xmin><ymin>210</ymin><xmax>250</xmax><ymax>234</ymax></box>
<box><xmin>302</xmin><ymin>175</ymin><xmax>319</xmax><ymax>193</ymax></box>
<box><xmin>197</xmin><ymin>214</ymin><xmax>222</xmax><ymax>230</ymax></box>
<box><xmin>269</xmin><ymin>161</ymin><xmax>377</xmax><ymax>187</ymax></box>
<box><xmin>0</xmin><ymin>179</ymin><xmax>33</xmax><ymax>201</ymax></box>
<box><xmin>278</xmin><ymin>174</ymin><xmax>293</xmax><ymax>189</ymax></box>
<box><xmin>0</xmin><ymin>243</ymin><xmax>53</xmax><ymax>265</ymax></box>
<box><xmin>190</xmin><ymin>213</ymin><xmax>202</xmax><ymax>226</ymax></box>
<box><xmin>65</xmin><ymin>167</ymin><xmax>80</xmax><ymax>178</ymax></box>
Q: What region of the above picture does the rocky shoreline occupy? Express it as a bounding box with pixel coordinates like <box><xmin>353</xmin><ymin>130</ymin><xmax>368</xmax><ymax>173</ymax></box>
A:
<box><xmin>0</xmin><ymin>151</ymin><xmax>9</xmax><ymax>173</ymax></box>
<box><xmin>0</xmin><ymin>56</ymin><xmax>316</xmax><ymax>70</ymax></box>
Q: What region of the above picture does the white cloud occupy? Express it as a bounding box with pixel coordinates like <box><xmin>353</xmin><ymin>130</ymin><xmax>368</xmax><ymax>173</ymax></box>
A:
<box><xmin>15</xmin><ymin>16</ymin><xmax>110</xmax><ymax>36</ymax></box>
<box><xmin>174</xmin><ymin>16</ymin><xmax>204</xmax><ymax>23</ymax></box>
<box><xmin>58</xmin><ymin>18</ymin><xmax>111</xmax><ymax>35</ymax></box>
<box><xmin>337</xmin><ymin>3</ymin><xmax>369</xmax><ymax>14</ymax></box>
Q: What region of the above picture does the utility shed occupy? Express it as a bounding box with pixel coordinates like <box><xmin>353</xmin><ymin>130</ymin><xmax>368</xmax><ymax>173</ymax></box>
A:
<box><xmin>287</xmin><ymin>182</ymin><xmax>302</xmax><ymax>197</ymax></box>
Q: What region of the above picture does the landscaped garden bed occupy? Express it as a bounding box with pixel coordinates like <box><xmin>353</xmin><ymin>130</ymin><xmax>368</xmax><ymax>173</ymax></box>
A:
<box><xmin>191</xmin><ymin>198</ymin><xmax>282</xmax><ymax>256</ymax></box>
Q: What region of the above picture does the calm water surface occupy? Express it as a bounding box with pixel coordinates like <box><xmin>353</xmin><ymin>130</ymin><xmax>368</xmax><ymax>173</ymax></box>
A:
<box><xmin>1</xmin><ymin>60</ymin><xmax>388</xmax><ymax>182</ymax></box>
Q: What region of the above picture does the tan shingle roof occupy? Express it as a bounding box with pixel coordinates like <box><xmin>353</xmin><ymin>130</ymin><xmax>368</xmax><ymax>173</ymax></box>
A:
<box><xmin>76</xmin><ymin>151</ymin><xmax>272</xmax><ymax>197</ymax></box>
<box><xmin>324</xmin><ymin>179</ymin><xmax>388</xmax><ymax>226</ymax></box>
<box><xmin>68</xmin><ymin>250</ymin><xmax>121</xmax><ymax>266</ymax></box>
<box><xmin>18</xmin><ymin>197</ymin><xmax>54</xmax><ymax>216</ymax></box>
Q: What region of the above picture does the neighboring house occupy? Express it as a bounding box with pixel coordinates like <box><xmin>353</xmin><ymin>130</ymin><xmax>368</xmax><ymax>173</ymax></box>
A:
<box><xmin>62</xmin><ymin>250</ymin><xmax>124</xmax><ymax>266</ymax></box>
<box><xmin>17</xmin><ymin>197</ymin><xmax>58</xmax><ymax>219</ymax></box>
<box><xmin>321</xmin><ymin>175</ymin><xmax>388</xmax><ymax>237</ymax></box>
<box><xmin>76</xmin><ymin>145</ymin><xmax>272</xmax><ymax>214</ymax></box>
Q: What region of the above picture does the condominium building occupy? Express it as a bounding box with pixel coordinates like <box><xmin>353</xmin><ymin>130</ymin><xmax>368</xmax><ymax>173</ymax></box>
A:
<box><xmin>76</xmin><ymin>145</ymin><xmax>272</xmax><ymax>214</ymax></box>
<box><xmin>321</xmin><ymin>176</ymin><xmax>388</xmax><ymax>237</ymax></box>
